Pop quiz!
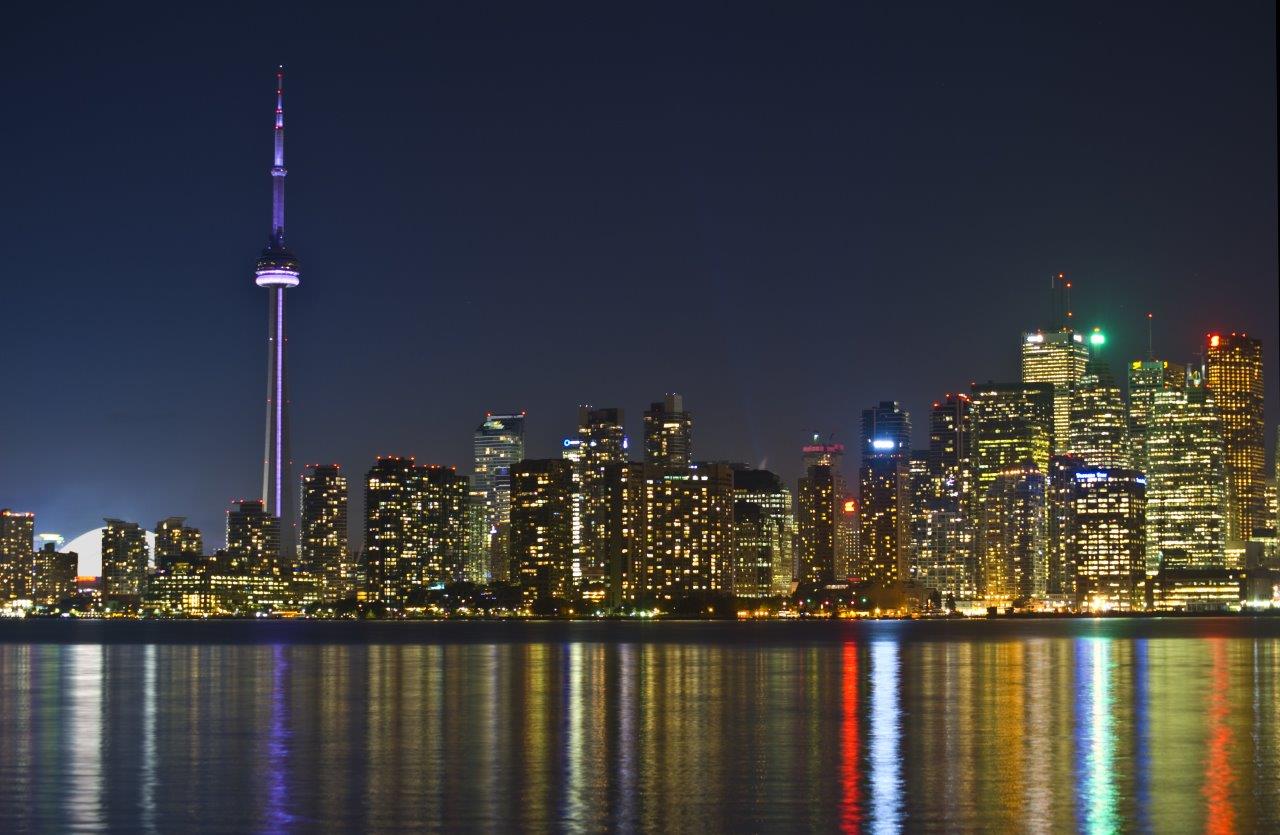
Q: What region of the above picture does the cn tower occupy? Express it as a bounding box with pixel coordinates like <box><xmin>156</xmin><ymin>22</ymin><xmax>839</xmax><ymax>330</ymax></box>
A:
<box><xmin>253</xmin><ymin>67</ymin><xmax>300</xmax><ymax>564</ymax></box>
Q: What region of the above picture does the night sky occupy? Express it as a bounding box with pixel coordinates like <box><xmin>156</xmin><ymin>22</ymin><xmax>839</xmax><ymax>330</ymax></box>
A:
<box><xmin>1</xmin><ymin>2</ymin><xmax>1275</xmax><ymax>566</ymax></box>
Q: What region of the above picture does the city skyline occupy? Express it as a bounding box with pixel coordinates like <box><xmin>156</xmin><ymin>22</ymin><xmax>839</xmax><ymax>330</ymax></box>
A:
<box><xmin>1</xmin><ymin>3</ymin><xmax>1276</xmax><ymax>555</ymax></box>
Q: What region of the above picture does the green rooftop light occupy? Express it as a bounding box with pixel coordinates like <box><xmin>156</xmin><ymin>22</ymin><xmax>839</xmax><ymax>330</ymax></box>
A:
<box><xmin>1089</xmin><ymin>329</ymin><xmax>1106</xmax><ymax>347</ymax></box>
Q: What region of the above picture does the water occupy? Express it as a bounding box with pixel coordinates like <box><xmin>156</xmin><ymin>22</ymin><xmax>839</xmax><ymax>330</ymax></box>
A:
<box><xmin>1</xmin><ymin>618</ymin><xmax>1277</xmax><ymax>831</ymax></box>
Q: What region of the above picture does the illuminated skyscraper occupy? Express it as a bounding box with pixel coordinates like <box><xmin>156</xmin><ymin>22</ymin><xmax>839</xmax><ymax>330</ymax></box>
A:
<box><xmin>419</xmin><ymin>465</ymin><xmax>469</xmax><ymax>585</ymax></box>
<box><xmin>733</xmin><ymin>466</ymin><xmax>796</xmax><ymax>595</ymax></box>
<box><xmin>575</xmin><ymin>406</ymin><xmax>627</xmax><ymax>585</ymax></box>
<box><xmin>642</xmin><ymin>462</ymin><xmax>734</xmax><ymax>605</ymax></box>
<box><xmin>363</xmin><ymin>457</ymin><xmax>422</xmax><ymax>605</ymax></box>
<box><xmin>798</xmin><ymin>464</ymin><xmax>839</xmax><ymax>585</ymax></box>
<box><xmin>859</xmin><ymin>402</ymin><xmax>911</xmax><ymax>588</ymax></box>
<box><xmin>1205</xmin><ymin>333</ymin><xmax>1265</xmax><ymax>540</ymax></box>
<box><xmin>472</xmin><ymin>412</ymin><xmax>526</xmax><ymax>580</ymax></box>
<box><xmin>0</xmin><ymin>509</ymin><xmax>34</xmax><ymax>601</ymax></box>
<box><xmin>102</xmin><ymin>519</ymin><xmax>149</xmax><ymax>604</ymax></box>
<box><xmin>1047</xmin><ymin>454</ymin><xmax>1087</xmax><ymax>597</ymax></box>
<box><xmin>154</xmin><ymin>517</ymin><xmax>203</xmax><ymax>571</ymax></box>
<box><xmin>253</xmin><ymin>68</ymin><xmax>302</xmax><ymax>564</ymax></box>
<box><xmin>1070</xmin><ymin>468</ymin><xmax>1146</xmax><ymax>609</ymax></box>
<box><xmin>1021</xmin><ymin>330</ymin><xmax>1089</xmax><ymax>449</ymax></box>
<box><xmin>31</xmin><ymin>535</ymin><xmax>77</xmax><ymax>605</ymax></box>
<box><xmin>914</xmin><ymin>394</ymin><xmax>977</xmax><ymax>603</ymax></box>
<box><xmin>1067</xmin><ymin>356</ymin><xmax>1131</xmax><ymax>468</ymax></box>
<box><xmin>1146</xmin><ymin>376</ymin><xmax>1227</xmax><ymax>569</ymax></box>
<box><xmin>643</xmin><ymin>394</ymin><xmax>692</xmax><ymax>472</ymax></box>
<box><xmin>970</xmin><ymin>382</ymin><xmax>1054</xmax><ymax>493</ymax></box>
<box><xmin>226</xmin><ymin>500</ymin><xmax>280</xmax><ymax>576</ymax></box>
<box><xmin>300</xmin><ymin>464</ymin><xmax>352</xmax><ymax>597</ymax></box>
<box><xmin>978</xmin><ymin>463</ymin><xmax>1047</xmax><ymax>603</ymax></box>
<box><xmin>603</xmin><ymin>460</ymin><xmax>646</xmax><ymax>606</ymax></box>
<box><xmin>510</xmin><ymin>458</ymin><xmax>575</xmax><ymax>603</ymax></box>
<box><xmin>1127</xmin><ymin>358</ymin><xmax>1185</xmax><ymax>476</ymax></box>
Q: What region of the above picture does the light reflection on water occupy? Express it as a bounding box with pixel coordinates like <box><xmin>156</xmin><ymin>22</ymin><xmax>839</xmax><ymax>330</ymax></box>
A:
<box><xmin>0</xmin><ymin>619</ymin><xmax>1277</xmax><ymax>831</ymax></box>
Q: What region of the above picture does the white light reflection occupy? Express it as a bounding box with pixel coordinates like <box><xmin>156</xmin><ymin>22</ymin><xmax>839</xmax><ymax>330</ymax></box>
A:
<box><xmin>66</xmin><ymin>644</ymin><xmax>104</xmax><ymax>831</ymax></box>
<box><xmin>869</xmin><ymin>640</ymin><xmax>902</xmax><ymax>834</ymax></box>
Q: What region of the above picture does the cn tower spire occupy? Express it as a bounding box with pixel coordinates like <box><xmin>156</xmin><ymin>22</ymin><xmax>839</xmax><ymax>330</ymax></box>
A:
<box><xmin>272</xmin><ymin>66</ymin><xmax>286</xmax><ymax>239</ymax></box>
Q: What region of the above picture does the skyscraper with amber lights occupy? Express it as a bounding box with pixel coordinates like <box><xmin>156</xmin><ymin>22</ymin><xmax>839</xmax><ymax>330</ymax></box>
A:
<box><xmin>1205</xmin><ymin>333</ymin><xmax>1265</xmax><ymax>541</ymax></box>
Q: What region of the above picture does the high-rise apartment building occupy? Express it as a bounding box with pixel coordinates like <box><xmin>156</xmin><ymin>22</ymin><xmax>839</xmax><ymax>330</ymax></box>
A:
<box><xmin>364</xmin><ymin>456</ymin><xmax>422</xmax><ymax>605</ymax></box>
<box><xmin>914</xmin><ymin>394</ymin><xmax>977</xmax><ymax>604</ymax></box>
<box><xmin>643</xmin><ymin>394</ymin><xmax>692</xmax><ymax>472</ymax></box>
<box><xmin>1067</xmin><ymin>358</ymin><xmax>1131</xmax><ymax>468</ymax></box>
<box><xmin>31</xmin><ymin>536</ymin><xmax>77</xmax><ymax>605</ymax></box>
<box><xmin>603</xmin><ymin>460</ymin><xmax>647</xmax><ymax>607</ymax></box>
<box><xmin>732</xmin><ymin>466</ymin><xmax>795</xmax><ymax>596</ymax></box>
<box><xmin>1021</xmin><ymin>330</ymin><xmax>1089</xmax><ymax>449</ymax></box>
<box><xmin>979</xmin><ymin>463</ymin><xmax>1047</xmax><ymax>603</ymax></box>
<box><xmin>510</xmin><ymin>458</ymin><xmax>575</xmax><ymax>603</ymax></box>
<box><xmin>860</xmin><ymin>402</ymin><xmax>911</xmax><ymax>588</ymax></box>
<box><xmin>419</xmin><ymin>465</ymin><xmax>469</xmax><ymax>586</ymax></box>
<box><xmin>1205</xmin><ymin>333</ymin><xmax>1265</xmax><ymax>540</ymax></box>
<box><xmin>1070</xmin><ymin>468</ymin><xmax>1147</xmax><ymax>609</ymax></box>
<box><xmin>642</xmin><ymin>462</ymin><xmax>734</xmax><ymax>605</ymax></box>
<box><xmin>102</xmin><ymin>518</ymin><xmax>149</xmax><ymax>604</ymax></box>
<box><xmin>575</xmin><ymin>407</ymin><xmax>627</xmax><ymax>585</ymax></box>
<box><xmin>0</xmin><ymin>509</ymin><xmax>35</xmax><ymax>601</ymax></box>
<box><xmin>154</xmin><ymin>517</ymin><xmax>203</xmax><ymax>572</ymax></box>
<box><xmin>472</xmin><ymin>413</ymin><xmax>525</xmax><ymax>581</ymax></box>
<box><xmin>798</xmin><ymin>464</ymin><xmax>840</xmax><ymax>585</ymax></box>
<box><xmin>1146</xmin><ymin>376</ymin><xmax>1227</xmax><ymax>569</ymax></box>
<box><xmin>300</xmin><ymin>464</ymin><xmax>351</xmax><ymax>597</ymax></box>
<box><xmin>226</xmin><ymin>500</ymin><xmax>280</xmax><ymax>576</ymax></box>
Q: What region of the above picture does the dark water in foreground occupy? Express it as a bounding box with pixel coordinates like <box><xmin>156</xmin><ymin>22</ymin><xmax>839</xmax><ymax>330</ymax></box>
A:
<box><xmin>1</xmin><ymin>619</ymin><xmax>1277</xmax><ymax>832</ymax></box>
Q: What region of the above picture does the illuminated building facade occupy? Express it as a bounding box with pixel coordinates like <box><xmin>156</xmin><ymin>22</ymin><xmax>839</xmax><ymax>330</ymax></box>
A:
<box><xmin>970</xmin><ymin>382</ymin><xmax>1054</xmax><ymax>493</ymax></box>
<box><xmin>1047</xmin><ymin>454</ymin><xmax>1086</xmax><ymax>596</ymax></box>
<box><xmin>226</xmin><ymin>499</ymin><xmax>280</xmax><ymax>576</ymax></box>
<box><xmin>836</xmin><ymin>495</ymin><xmax>858</xmax><ymax>579</ymax></box>
<box><xmin>1020</xmin><ymin>329</ymin><xmax>1089</xmax><ymax>449</ymax></box>
<box><xmin>1067</xmin><ymin>358</ymin><xmax>1131</xmax><ymax>468</ymax></box>
<box><xmin>154</xmin><ymin>517</ymin><xmax>203</xmax><ymax>572</ymax></box>
<box><xmin>798</xmin><ymin>464</ymin><xmax>839</xmax><ymax>585</ymax></box>
<box><xmin>642</xmin><ymin>462</ymin><xmax>734</xmax><ymax>605</ymax></box>
<box><xmin>731</xmin><ymin>502</ymin><xmax>774</xmax><ymax>597</ymax></box>
<box><xmin>253</xmin><ymin>69</ymin><xmax>301</xmax><ymax>564</ymax></box>
<box><xmin>419</xmin><ymin>465</ymin><xmax>469</xmax><ymax>585</ymax></box>
<box><xmin>1205</xmin><ymin>333</ymin><xmax>1265</xmax><ymax>540</ymax></box>
<box><xmin>510</xmin><ymin>458</ymin><xmax>575</xmax><ymax>603</ymax></box>
<box><xmin>915</xmin><ymin>394</ymin><xmax>976</xmax><ymax>603</ymax></box>
<box><xmin>978</xmin><ymin>463</ymin><xmax>1047</xmax><ymax>602</ymax></box>
<box><xmin>102</xmin><ymin>518</ymin><xmax>149</xmax><ymax>604</ymax></box>
<box><xmin>300</xmin><ymin>464</ymin><xmax>352</xmax><ymax>597</ymax></box>
<box><xmin>1146</xmin><ymin>378</ymin><xmax>1227</xmax><ymax>569</ymax></box>
<box><xmin>643</xmin><ymin>393</ymin><xmax>692</xmax><ymax>472</ymax></box>
<box><xmin>0</xmin><ymin>509</ymin><xmax>35</xmax><ymax>601</ymax></box>
<box><xmin>732</xmin><ymin>466</ymin><xmax>795</xmax><ymax>595</ymax></box>
<box><xmin>1070</xmin><ymin>468</ymin><xmax>1147</xmax><ymax>609</ymax></box>
<box><xmin>364</xmin><ymin>456</ymin><xmax>423</xmax><ymax>605</ymax></box>
<box><xmin>1127</xmin><ymin>358</ymin><xmax>1185</xmax><ymax>476</ymax></box>
<box><xmin>31</xmin><ymin>537</ymin><xmax>77</xmax><ymax>605</ymax></box>
<box><xmin>860</xmin><ymin>402</ymin><xmax>911</xmax><ymax>587</ymax></box>
<box><xmin>603</xmin><ymin>461</ymin><xmax>646</xmax><ymax>606</ymax></box>
<box><xmin>576</xmin><ymin>406</ymin><xmax>627</xmax><ymax>585</ymax></box>
<box><xmin>471</xmin><ymin>412</ymin><xmax>525</xmax><ymax>581</ymax></box>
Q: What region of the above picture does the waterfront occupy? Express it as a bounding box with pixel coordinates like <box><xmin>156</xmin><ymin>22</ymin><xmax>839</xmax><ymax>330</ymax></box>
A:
<box><xmin>1</xmin><ymin>619</ymin><xmax>1277</xmax><ymax>831</ymax></box>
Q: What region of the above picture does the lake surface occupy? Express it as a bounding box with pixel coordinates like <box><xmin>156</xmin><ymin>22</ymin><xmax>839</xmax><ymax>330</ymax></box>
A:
<box><xmin>1</xmin><ymin>618</ymin><xmax>1277</xmax><ymax>832</ymax></box>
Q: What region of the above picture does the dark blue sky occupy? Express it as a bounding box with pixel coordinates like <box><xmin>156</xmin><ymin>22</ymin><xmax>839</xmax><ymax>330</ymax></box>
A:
<box><xmin>1</xmin><ymin>1</ymin><xmax>1275</xmax><ymax>551</ymax></box>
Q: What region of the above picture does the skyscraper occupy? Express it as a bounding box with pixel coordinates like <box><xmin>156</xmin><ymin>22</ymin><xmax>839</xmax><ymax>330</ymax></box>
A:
<box><xmin>472</xmin><ymin>413</ymin><xmax>526</xmax><ymax>580</ymax></box>
<box><xmin>364</xmin><ymin>456</ymin><xmax>422</xmax><ymax>606</ymax></box>
<box><xmin>1047</xmin><ymin>454</ymin><xmax>1087</xmax><ymax>597</ymax></box>
<box><xmin>253</xmin><ymin>68</ymin><xmax>302</xmax><ymax>564</ymax></box>
<box><xmin>154</xmin><ymin>517</ymin><xmax>203</xmax><ymax>571</ymax></box>
<box><xmin>1067</xmin><ymin>356</ymin><xmax>1131</xmax><ymax>468</ymax></box>
<box><xmin>970</xmin><ymin>382</ymin><xmax>1054</xmax><ymax>493</ymax></box>
<box><xmin>1205</xmin><ymin>333</ymin><xmax>1265</xmax><ymax>541</ymax></box>
<box><xmin>300</xmin><ymin>464</ymin><xmax>351</xmax><ymax>597</ymax></box>
<box><xmin>603</xmin><ymin>460</ymin><xmax>647</xmax><ymax>607</ymax></box>
<box><xmin>101</xmin><ymin>519</ymin><xmax>149</xmax><ymax>605</ymax></box>
<box><xmin>979</xmin><ymin>463</ymin><xmax>1048</xmax><ymax>603</ymax></box>
<box><xmin>915</xmin><ymin>394</ymin><xmax>976</xmax><ymax>604</ymax></box>
<box><xmin>31</xmin><ymin>535</ymin><xmax>77</xmax><ymax>606</ymax></box>
<box><xmin>575</xmin><ymin>406</ymin><xmax>627</xmax><ymax>585</ymax></box>
<box><xmin>1146</xmin><ymin>375</ymin><xmax>1227</xmax><ymax>569</ymax></box>
<box><xmin>798</xmin><ymin>464</ymin><xmax>839</xmax><ymax>585</ymax></box>
<box><xmin>0</xmin><ymin>509</ymin><xmax>34</xmax><ymax>601</ymax></box>
<box><xmin>643</xmin><ymin>394</ymin><xmax>693</xmax><ymax>472</ymax></box>
<box><xmin>859</xmin><ymin>402</ymin><xmax>911</xmax><ymax>588</ymax></box>
<box><xmin>510</xmin><ymin>459</ymin><xmax>576</xmax><ymax>604</ymax></box>
<box><xmin>419</xmin><ymin>465</ymin><xmax>469</xmax><ymax>586</ymax></box>
<box><xmin>642</xmin><ymin>462</ymin><xmax>734</xmax><ymax>606</ymax></box>
<box><xmin>1127</xmin><ymin>358</ymin><xmax>1185</xmax><ymax>477</ymax></box>
<box><xmin>1070</xmin><ymin>468</ymin><xmax>1147</xmax><ymax>609</ymax></box>
<box><xmin>226</xmin><ymin>500</ymin><xmax>280</xmax><ymax>576</ymax></box>
<box><xmin>1021</xmin><ymin>330</ymin><xmax>1089</xmax><ymax>450</ymax></box>
<box><xmin>733</xmin><ymin>466</ymin><xmax>796</xmax><ymax>596</ymax></box>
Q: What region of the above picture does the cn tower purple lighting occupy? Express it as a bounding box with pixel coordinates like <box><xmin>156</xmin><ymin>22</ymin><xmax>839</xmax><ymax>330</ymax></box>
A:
<box><xmin>253</xmin><ymin>66</ymin><xmax>300</xmax><ymax>564</ymax></box>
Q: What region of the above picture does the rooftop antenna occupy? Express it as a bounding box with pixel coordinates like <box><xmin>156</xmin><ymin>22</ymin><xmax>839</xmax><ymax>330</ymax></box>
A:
<box><xmin>1146</xmin><ymin>312</ymin><xmax>1154</xmax><ymax>361</ymax></box>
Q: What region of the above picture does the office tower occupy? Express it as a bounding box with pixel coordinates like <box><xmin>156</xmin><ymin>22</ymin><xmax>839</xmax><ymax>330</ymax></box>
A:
<box><xmin>300</xmin><ymin>464</ymin><xmax>351</xmax><ymax>597</ymax></box>
<box><xmin>731</xmin><ymin>503</ymin><xmax>772</xmax><ymax>597</ymax></box>
<box><xmin>1047</xmin><ymin>454</ymin><xmax>1087</xmax><ymax>597</ymax></box>
<box><xmin>364</xmin><ymin>456</ymin><xmax>423</xmax><ymax>605</ymax></box>
<box><xmin>979</xmin><ymin>463</ymin><xmax>1048</xmax><ymax>603</ymax></box>
<box><xmin>860</xmin><ymin>402</ymin><xmax>911</xmax><ymax>587</ymax></box>
<box><xmin>798</xmin><ymin>464</ymin><xmax>840</xmax><ymax>585</ymax></box>
<box><xmin>472</xmin><ymin>412</ymin><xmax>526</xmax><ymax>580</ymax></box>
<box><xmin>836</xmin><ymin>495</ymin><xmax>859</xmax><ymax>579</ymax></box>
<box><xmin>1021</xmin><ymin>330</ymin><xmax>1089</xmax><ymax>449</ymax></box>
<box><xmin>642</xmin><ymin>462</ymin><xmax>735</xmax><ymax>605</ymax></box>
<box><xmin>1127</xmin><ymin>359</ymin><xmax>1185</xmax><ymax>476</ymax></box>
<box><xmin>154</xmin><ymin>517</ymin><xmax>203</xmax><ymax>571</ymax></box>
<box><xmin>465</xmin><ymin>486</ymin><xmax>491</xmax><ymax>582</ymax></box>
<box><xmin>970</xmin><ymin>383</ymin><xmax>1054</xmax><ymax>493</ymax></box>
<box><xmin>0</xmin><ymin>509</ymin><xmax>35</xmax><ymax>601</ymax></box>
<box><xmin>32</xmin><ymin>535</ymin><xmax>77</xmax><ymax>605</ymax></box>
<box><xmin>644</xmin><ymin>394</ymin><xmax>693</xmax><ymax>472</ymax></box>
<box><xmin>732</xmin><ymin>466</ymin><xmax>796</xmax><ymax>596</ymax></box>
<box><xmin>915</xmin><ymin>394</ymin><xmax>977</xmax><ymax>604</ymax></box>
<box><xmin>906</xmin><ymin>450</ymin><xmax>930</xmax><ymax>580</ymax></box>
<box><xmin>419</xmin><ymin>465</ymin><xmax>469</xmax><ymax>585</ymax></box>
<box><xmin>1205</xmin><ymin>333</ymin><xmax>1265</xmax><ymax>540</ymax></box>
<box><xmin>603</xmin><ymin>461</ymin><xmax>646</xmax><ymax>607</ymax></box>
<box><xmin>1146</xmin><ymin>376</ymin><xmax>1227</xmax><ymax>569</ymax></box>
<box><xmin>1070</xmin><ymin>468</ymin><xmax>1147</xmax><ymax>609</ymax></box>
<box><xmin>560</xmin><ymin>437</ymin><xmax>585</xmax><ymax>581</ymax></box>
<box><xmin>253</xmin><ymin>68</ymin><xmax>302</xmax><ymax>563</ymax></box>
<box><xmin>101</xmin><ymin>519</ymin><xmax>149</xmax><ymax>604</ymax></box>
<box><xmin>575</xmin><ymin>406</ymin><xmax>627</xmax><ymax>584</ymax></box>
<box><xmin>1067</xmin><ymin>357</ymin><xmax>1131</xmax><ymax>468</ymax></box>
<box><xmin>226</xmin><ymin>500</ymin><xmax>281</xmax><ymax>576</ymax></box>
<box><xmin>510</xmin><ymin>459</ymin><xmax>576</xmax><ymax>603</ymax></box>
